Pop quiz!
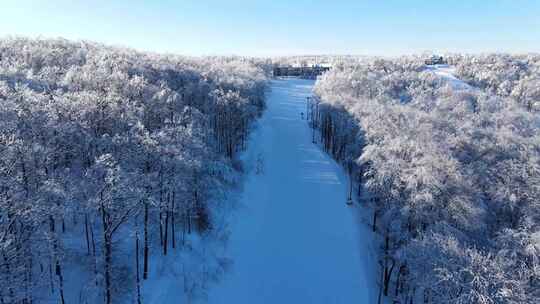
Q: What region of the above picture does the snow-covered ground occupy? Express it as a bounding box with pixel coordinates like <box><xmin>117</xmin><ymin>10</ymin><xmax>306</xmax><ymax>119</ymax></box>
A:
<box><xmin>424</xmin><ymin>64</ymin><xmax>472</xmax><ymax>91</ymax></box>
<box><xmin>206</xmin><ymin>78</ymin><xmax>377</xmax><ymax>303</ymax></box>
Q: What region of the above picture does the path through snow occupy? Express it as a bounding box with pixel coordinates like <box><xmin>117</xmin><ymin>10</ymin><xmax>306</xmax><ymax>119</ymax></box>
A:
<box><xmin>207</xmin><ymin>78</ymin><xmax>377</xmax><ymax>303</ymax></box>
<box><xmin>424</xmin><ymin>64</ymin><xmax>473</xmax><ymax>91</ymax></box>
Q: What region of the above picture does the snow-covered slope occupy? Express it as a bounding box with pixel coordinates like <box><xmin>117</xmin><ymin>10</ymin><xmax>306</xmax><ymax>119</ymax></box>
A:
<box><xmin>206</xmin><ymin>78</ymin><xmax>377</xmax><ymax>303</ymax></box>
<box><xmin>424</xmin><ymin>64</ymin><xmax>472</xmax><ymax>91</ymax></box>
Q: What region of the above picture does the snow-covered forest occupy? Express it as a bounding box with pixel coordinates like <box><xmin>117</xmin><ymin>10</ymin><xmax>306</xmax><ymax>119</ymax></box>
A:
<box><xmin>313</xmin><ymin>55</ymin><xmax>540</xmax><ymax>303</ymax></box>
<box><xmin>0</xmin><ymin>38</ymin><xmax>268</xmax><ymax>303</ymax></box>
<box><xmin>1</xmin><ymin>36</ymin><xmax>539</xmax><ymax>304</ymax></box>
<box><xmin>450</xmin><ymin>54</ymin><xmax>540</xmax><ymax>112</ymax></box>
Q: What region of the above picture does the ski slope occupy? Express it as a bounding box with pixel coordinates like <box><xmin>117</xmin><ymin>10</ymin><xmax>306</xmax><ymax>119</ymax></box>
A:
<box><xmin>424</xmin><ymin>64</ymin><xmax>472</xmax><ymax>91</ymax></box>
<box><xmin>207</xmin><ymin>78</ymin><xmax>377</xmax><ymax>303</ymax></box>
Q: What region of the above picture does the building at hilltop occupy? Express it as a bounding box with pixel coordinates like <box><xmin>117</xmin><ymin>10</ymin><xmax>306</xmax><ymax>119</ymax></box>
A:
<box><xmin>273</xmin><ymin>65</ymin><xmax>331</xmax><ymax>78</ymax></box>
<box><xmin>425</xmin><ymin>55</ymin><xmax>446</xmax><ymax>65</ymax></box>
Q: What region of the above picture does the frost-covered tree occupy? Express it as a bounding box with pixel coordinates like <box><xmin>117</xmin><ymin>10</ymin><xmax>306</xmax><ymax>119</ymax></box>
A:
<box><xmin>0</xmin><ymin>37</ymin><xmax>268</xmax><ymax>303</ymax></box>
<box><xmin>313</xmin><ymin>55</ymin><xmax>540</xmax><ymax>303</ymax></box>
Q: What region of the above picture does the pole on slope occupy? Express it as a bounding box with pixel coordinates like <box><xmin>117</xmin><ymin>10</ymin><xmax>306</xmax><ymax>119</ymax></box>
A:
<box><xmin>347</xmin><ymin>159</ymin><xmax>353</xmax><ymax>205</ymax></box>
<box><xmin>312</xmin><ymin>98</ymin><xmax>318</xmax><ymax>144</ymax></box>
<box><xmin>306</xmin><ymin>96</ymin><xmax>310</xmax><ymax>121</ymax></box>
<box><xmin>307</xmin><ymin>97</ymin><xmax>317</xmax><ymax>144</ymax></box>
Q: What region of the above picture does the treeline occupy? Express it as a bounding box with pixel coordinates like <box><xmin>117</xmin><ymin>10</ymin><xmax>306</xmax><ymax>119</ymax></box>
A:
<box><xmin>312</xmin><ymin>56</ymin><xmax>539</xmax><ymax>303</ymax></box>
<box><xmin>0</xmin><ymin>38</ymin><xmax>267</xmax><ymax>303</ymax></box>
<box><xmin>271</xmin><ymin>55</ymin><xmax>366</xmax><ymax>67</ymax></box>
<box><xmin>449</xmin><ymin>53</ymin><xmax>540</xmax><ymax>111</ymax></box>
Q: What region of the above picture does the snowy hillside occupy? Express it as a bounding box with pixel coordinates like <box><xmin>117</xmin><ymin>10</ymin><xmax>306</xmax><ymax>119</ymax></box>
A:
<box><xmin>423</xmin><ymin>64</ymin><xmax>472</xmax><ymax>91</ymax></box>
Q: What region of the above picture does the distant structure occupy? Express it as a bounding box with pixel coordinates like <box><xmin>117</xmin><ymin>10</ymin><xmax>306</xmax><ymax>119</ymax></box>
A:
<box><xmin>273</xmin><ymin>65</ymin><xmax>331</xmax><ymax>78</ymax></box>
<box><xmin>425</xmin><ymin>55</ymin><xmax>446</xmax><ymax>65</ymax></box>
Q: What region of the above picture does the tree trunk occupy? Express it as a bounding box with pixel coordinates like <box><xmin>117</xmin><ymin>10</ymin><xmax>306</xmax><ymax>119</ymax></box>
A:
<box><xmin>423</xmin><ymin>288</ymin><xmax>429</xmax><ymax>303</ymax></box>
<box><xmin>135</xmin><ymin>225</ymin><xmax>142</xmax><ymax>304</ymax></box>
<box><xmin>26</xmin><ymin>254</ymin><xmax>33</xmax><ymax>304</ymax></box>
<box><xmin>159</xmin><ymin>169</ymin><xmax>164</xmax><ymax>247</ymax></box>
<box><xmin>171</xmin><ymin>191</ymin><xmax>176</xmax><ymax>249</ymax></box>
<box><xmin>384</xmin><ymin>259</ymin><xmax>395</xmax><ymax>297</ymax></box>
<box><xmin>143</xmin><ymin>201</ymin><xmax>149</xmax><ymax>280</ymax></box>
<box><xmin>85</xmin><ymin>213</ymin><xmax>91</xmax><ymax>255</ymax></box>
<box><xmin>372</xmin><ymin>210</ymin><xmax>378</xmax><ymax>232</ymax></box>
<box><xmin>377</xmin><ymin>263</ymin><xmax>384</xmax><ymax>304</ymax></box>
<box><xmin>55</xmin><ymin>260</ymin><xmax>65</xmax><ymax>304</ymax></box>
<box><xmin>163</xmin><ymin>198</ymin><xmax>169</xmax><ymax>256</ymax></box>
<box><xmin>395</xmin><ymin>265</ymin><xmax>403</xmax><ymax>297</ymax></box>
<box><xmin>383</xmin><ymin>233</ymin><xmax>394</xmax><ymax>296</ymax></box>
<box><xmin>89</xmin><ymin>217</ymin><xmax>98</xmax><ymax>287</ymax></box>
<box><xmin>104</xmin><ymin>237</ymin><xmax>112</xmax><ymax>304</ymax></box>
<box><xmin>101</xmin><ymin>203</ymin><xmax>112</xmax><ymax>304</ymax></box>
<box><xmin>347</xmin><ymin>163</ymin><xmax>353</xmax><ymax>202</ymax></box>
<box><xmin>49</xmin><ymin>259</ymin><xmax>54</xmax><ymax>294</ymax></box>
<box><xmin>159</xmin><ymin>211</ymin><xmax>163</xmax><ymax>247</ymax></box>
<box><xmin>187</xmin><ymin>209</ymin><xmax>192</xmax><ymax>235</ymax></box>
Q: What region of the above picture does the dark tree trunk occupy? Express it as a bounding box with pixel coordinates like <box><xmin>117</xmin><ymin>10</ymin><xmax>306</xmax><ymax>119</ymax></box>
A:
<box><xmin>423</xmin><ymin>288</ymin><xmax>430</xmax><ymax>303</ymax></box>
<box><xmin>187</xmin><ymin>209</ymin><xmax>192</xmax><ymax>235</ymax></box>
<box><xmin>382</xmin><ymin>232</ymin><xmax>395</xmax><ymax>297</ymax></box>
<box><xmin>49</xmin><ymin>259</ymin><xmax>54</xmax><ymax>294</ymax></box>
<box><xmin>89</xmin><ymin>217</ymin><xmax>98</xmax><ymax>286</ymax></box>
<box><xmin>49</xmin><ymin>215</ymin><xmax>55</xmax><ymax>233</ymax></box>
<box><xmin>85</xmin><ymin>213</ymin><xmax>91</xmax><ymax>255</ymax></box>
<box><xmin>26</xmin><ymin>254</ymin><xmax>33</xmax><ymax>304</ymax></box>
<box><xmin>143</xmin><ymin>201</ymin><xmax>149</xmax><ymax>280</ymax></box>
<box><xmin>163</xmin><ymin>197</ymin><xmax>169</xmax><ymax>256</ymax></box>
<box><xmin>372</xmin><ymin>210</ymin><xmax>378</xmax><ymax>232</ymax></box>
<box><xmin>55</xmin><ymin>261</ymin><xmax>65</xmax><ymax>304</ymax></box>
<box><xmin>347</xmin><ymin>162</ymin><xmax>353</xmax><ymax>202</ymax></box>
<box><xmin>377</xmin><ymin>263</ymin><xmax>384</xmax><ymax>304</ymax></box>
<box><xmin>159</xmin><ymin>169</ymin><xmax>164</xmax><ymax>247</ymax></box>
<box><xmin>159</xmin><ymin>211</ymin><xmax>163</xmax><ymax>247</ymax></box>
<box><xmin>395</xmin><ymin>264</ymin><xmax>406</xmax><ymax>297</ymax></box>
<box><xmin>384</xmin><ymin>259</ymin><xmax>395</xmax><ymax>297</ymax></box>
<box><xmin>104</xmin><ymin>237</ymin><xmax>112</xmax><ymax>304</ymax></box>
<box><xmin>100</xmin><ymin>196</ymin><xmax>112</xmax><ymax>304</ymax></box>
<box><xmin>171</xmin><ymin>191</ymin><xmax>176</xmax><ymax>249</ymax></box>
<box><xmin>135</xmin><ymin>226</ymin><xmax>142</xmax><ymax>304</ymax></box>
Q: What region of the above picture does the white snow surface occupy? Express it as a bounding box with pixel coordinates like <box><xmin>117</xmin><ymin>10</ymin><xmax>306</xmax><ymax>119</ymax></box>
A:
<box><xmin>206</xmin><ymin>78</ymin><xmax>377</xmax><ymax>303</ymax></box>
<box><xmin>424</xmin><ymin>64</ymin><xmax>472</xmax><ymax>91</ymax></box>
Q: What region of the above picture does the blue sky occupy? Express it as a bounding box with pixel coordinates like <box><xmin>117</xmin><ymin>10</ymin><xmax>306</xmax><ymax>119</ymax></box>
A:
<box><xmin>1</xmin><ymin>0</ymin><xmax>539</xmax><ymax>56</ymax></box>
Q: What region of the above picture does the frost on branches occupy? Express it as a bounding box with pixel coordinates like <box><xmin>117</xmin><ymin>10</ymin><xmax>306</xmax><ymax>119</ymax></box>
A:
<box><xmin>313</xmin><ymin>55</ymin><xmax>540</xmax><ymax>303</ymax></box>
<box><xmin>0</xmin><ymin>38</ymin><xmax>268</xmax><ymax>304</ymax></box>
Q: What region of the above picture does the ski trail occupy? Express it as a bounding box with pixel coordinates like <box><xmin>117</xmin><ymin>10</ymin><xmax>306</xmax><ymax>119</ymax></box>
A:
<box><xmin>207</xmin><ymin>78</ymin><xmax>376</xmax><ymax>303</ymax></box>
<box><xmin>424</xmin><ymin>64</ymin><xmax>473</xmax><ymax>91</ymax></box>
